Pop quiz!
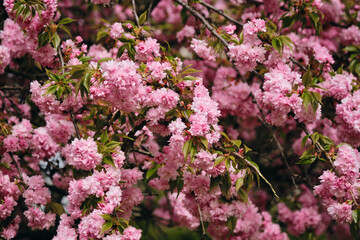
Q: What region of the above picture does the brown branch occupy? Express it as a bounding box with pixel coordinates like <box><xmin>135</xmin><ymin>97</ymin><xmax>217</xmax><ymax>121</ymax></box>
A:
<box><xmin>174</xmin><ymin>0</ymin><xmax>264</xmax><ymax>82</ymax></box>
<box><xmin>0</xmin><ymin>86</ymin><xmax>28</xmax><ymax>91</ymax></box>
<box><xmin>294</xmin><ymin>117</ymin><xmax>359</xmax><ymax>205</ymax></box>
<box><xmin>9</xmin><ymin>152</ymin><xmax>24</xmax><ymax>183</ymax></box>
<box><xmin>57</xmin><ymin>47</ymin><xmax>81</xmax><ymax>139</ymax></box>
<box><xmin>134</xmin><ymin>148</ymin><xmax>154</xmax><ymax>158</ymax></box>
<box><xmin>289</xmin><ymin>56</ymin><xmax>307</xmax><ymax>72</ymax></box>
<box><xmin>257</xmin><ymin>114</ymin><xmax>298</xmax><ymax>188</ymax></box>
<box><xmin>5</xmin><ymin>67</ymin><xmax>47</xmax><ymax>80</ymax></box>
<box><xmin>197</xmin><ymin>202</ymin><xmax>206</xmax><ymax>235</ymax></box>
<box><xmin>173</xmin><ymin>0</ymin><xmax>230</xmax><ymax>49</ymax></box>
<box><xmin>199</xmin><ymin>1</ymin><xmax>243</xmax><ymax>28</ymax></box>
<box><xmin>176</xmin><ymin>0</ymin><xmax>294</xmax><ymax>189</ymax></box>
<box><xmin>132</xmin><ymin>0</ymin><xmax>140</xmax><ymax>27</ymax></box>
<box><xmin>70</xmin><ymin>111</ymin><xmax>81</xmax><ymax>139</ymax></box>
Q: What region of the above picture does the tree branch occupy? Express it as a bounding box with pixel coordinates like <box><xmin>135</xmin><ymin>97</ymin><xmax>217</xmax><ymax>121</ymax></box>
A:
<box><xmin>289</xmin><ymin>56</ymin><xmax>307</xmax><ymax>72</ymax></box>
<box><xmin>132</xmin><ymin>0</ymin><xmax>140</xmax><ymax>27</ymax></box>
<box><xmin>173</xmin><ymin>0</ymin><xmax>229</xmax><ymax>49</ymax></box>
<box><xmin>9</xmin><ymin>152</ymin><xmax>24</xmax><ymax>183</ymax></box>
<box><xmin>57</xmin><ymin>47</ymin><xmax>81</xmax><ymax>139</ymax></box>
<box><xmin>199</xmin><ymin>1</ymin><xmax>243</xmax><ymax>28</ymax></box>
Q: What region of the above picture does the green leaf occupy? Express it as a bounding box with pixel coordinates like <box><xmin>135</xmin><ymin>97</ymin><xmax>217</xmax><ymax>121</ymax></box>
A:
<box><xmin>181</xmin><ymin>68</ymin><xmax>202</xmax><ymax>75</ymax></box>
<box><xmin>297</xmin><ymin>155</ymin><xmax>316</xmax><ymax>165</ymax></box>
<box><xmin>182</xmin><ymin>139</ymin><xmax>192</xmax><ymax>160</ymax></box>
<box><xmin>219</xmin><ymin>132</ymin><xmax>230</xmax><ymax>141</ymax></box>
<box><xmin>301</xmin><ymin>135</ymin><xmax>310</xmax><ymax>148</ymax></box>
<box><xmin>220</xmin><ymin>172</ymin><xmax>231</xmax><ymax>198</ymax></box>
<box><xmin>138</xmin><ymin>10</ymin><xmax>148</xmax><ymax>26</ymax></box>
<box><xmin>105</xmin><ymin>141</ymin><xmax>120</xmax><ymax>150</ymax></box>
<box><xmin>0</xmin><ymin>162</ymin><xmax>11</xmax><ymax>170</ymax></box>
<box><xmin>100</xmin><ymin>130</ymin><xmax>109</xmax><ymax>144</ymax></box>
<box><xmin>227</xmin><ymin>216</ymin><xmax>237</xmax><ymax>234</ymax></box>
<box><xmin>183</xmin><ymin>76</ymin><xmax>198</xmax><ymax>81</ymax></box>
<box><xmin>199</xmin><ymin>136</ymin><xmax>208</xmax><ymax>149</ymax></box>
<box><xmin>214</xmin><ymin>156</ymin><xmax>225</xmax><ymax>166</ymax></box>
<box><xmin>83</xmin><ymin>72</ymin><xmax>92</xmax><ymax>92</ymax></box>
<box><xmin>59</xmin><ymin>17</ymin><xmax>76</xmax><ymax>25</ymax></box>
<box><xmin>281</xmin><ymin>35</ymin><xmax>294</xmax><ymax>51</ymax></box>
<box><xmin>70</xmin><ymin>69</ymin><xmax>86</xmax><ymax>79</ymax></box>
<box><xmin>355</xmin><ymin>63</ymin><xmax>360</xmax><ymax>76</ymax></box>
<box><xmin>101</xmin><ymin>214</ymin><xmax>113</xmax><ymax>222</ymax></box>
<box><xmin>308</xmin><ymin>12</ymin><xmax>319</xmax><ymax>27</ymax></box>
<box><xmin>100</xmin><ymin>222</ymin><xmax>113</xmax><ymax>234</ymax></box>
<box><xmin>301</xmin><ymin>91</ymin><xmax>311</xmax><ymax>111</ymax></box>
<box><xmin>297</xmin><ymin>150</ymin><xmax>316</xmax><ymax>165</ymax></box>
<box><xmin>58</xmin><ymin>25</ymin><xmax>72</xmax><ymax>37</ymax></box>
<box><xmin>103</xmin><ymin>155</ymin><xmax>115</xmax><ymax>167</ymax></box>
<box><xmin>243</xmin><ymin>144</ymin><xmax>252</xmax><ymax>153</ymax></box>
<box><xmin>46</xmin><ymin>202</ymin><xmax>65</xmax><ymax>216</ymax></box>
<box><xmin>180</xmin><ymin>8</ymin><xmax>189</xmax><ymax>24</ymax></box>
<box><xmin>231</xmin><ymin>140</ymin><xmax>242</xmax><ymax>148</ymax></box>
<box><xmin>302</xmin><ymin>67</ymin><xmax>312</xmax><ymax>88</ymax></box>
<box><xmin>44</xmin><ymin>85</ymin><xmax>57</xmax><ymax>95</ymax></box>
<box><xmin>98</xmin><ymin>57</ymin><xmax>113</xmax><ymax>64</ymax></box>
<box><xmin>210</xmin><ymin>176</ymin><xmax>221</xmax><ymax>190</ymax></box>
<box><xmin>281</xmin><ymin>15</ymin><xmax>296</xmax><ymax>29</ymax></box>
<box><xmin>117</xmin><ymin>45</ymin><xmax>126</xmax><ymax>58</ymax></box>
<box><xmin>52</xmin><ymin>33</ymin><xmax>61</xmax><ymax>49</ymax></box>
<box><xmin>343</xmin><ymin>46</ymin><xmax>358</xmax><ymax>52</ymax></box>
<box><xmin>96</xmin><ymin>30</ymin><xmax>108</xmax><ymax>42</ymax></box>
<box><xmin>37</xmin><ymin>32</ymin><xmax>50</xmax><ymax>49</ymax></box>
<box><xmin>310</xmin><ymin>91</ymin><xmax>322</xmax><ymax>105</ymax></box>
<box><xmin>146</xmin><ymin>163</ymin><xmax>160</xmax><ymax>180</ymax></box>
<box><xmin>272</xmin><ymin>37</ymin><xmax>283</xmax><ymax>54</ymax></box>
<box><xmin>235</xmin><ymin>177</ymin><xmax>244</xmax><ymax>191</ymax></box>
<box><xmin>79</xmin><ymin>56</ymin><xmax>93</xmax><ymax>63</ymax></box>
<box><xmin>246</xmin><ymin>159</ymin><xmax>278</xmax><ymax>198</ymax></box>
<box><xmin>266</xmin><ymin>20</ymin><xmax>277</xmax><ymax>32</ymax></box>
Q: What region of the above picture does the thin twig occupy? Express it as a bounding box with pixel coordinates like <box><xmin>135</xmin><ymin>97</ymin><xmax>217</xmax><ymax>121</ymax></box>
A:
<box><xmin>70</xmin><ymin>111</ymin><xmax>81</xmax><ymax>139</ymax></box>
<box><xmin>0</xmin><ymin>86</ymin><xmax>28</xmax><ymax>91</ymax></box>
<box><xmin>5</xmin><ymin>67</ymin><xmax>47</xmax><ymax>79</ymax></box>
<box><xmin>58</xmin><ymin>47</ymin><xmax>81</xmax><ymax>139</ymax></box>
<box><xmin>174</xmin><ymin>0</ymin><xmax>262</xmax><ymax>82</ymax></box>
<box><xmin>217</xmin><ymin>146</ymin><xmax>279</xmax><ymax>198</ymax></box>
<box><xmin>197</xmin><ymin>202</ymin><xmax>206</xmax><ymax>235</ymax></box>
<box><xmin>289</xmin><ymin>56</ymin><xmax>307</xmax><ymax>72</ymax></box>
<box><xmin>132</xmin><ymin>0</ymin><xmax>140</xmax><ymax>27</ymax></box>
<box><xmin>9</xmin><ymin>152</ymin><xmax>24</xmax><ymax>182</ymax></box>
<box><xmin>165</xmin><ymin>192</ymin><xmax>174</xmax><ymax>226</ymax></box>
<box><xmin>173</xmin><ymin>0</ymin><xmax>229</xmax><ymax>49</ymax></box>
<box><xmin>176</xmin><ymin>0</ymin><xmax>290</xmax><ymax>191</ymax></box>
<box><xmin>134</xmin><ymin>148</ymin><xmax>154</xmax><ymax>158</ymax></box>
<box><xmin>57</xmin><ymin>47</ymin><xmax>65</xmax><ymax>74</ymax></box>
<box><xmin>148</xmin><ymin>0</ymin><xmax>154</xmax><ymax>26</ymax></box>
<box><xmin>257</xmin><ymin>114</ymin><xmax>298</xmax><ymax>188</ymax></box>
<box><xmin>199</xmin><ymin>1</ymin><xmax>243</xmax><ymax>28</ymax></box>
<box><xmin>294</xmin><ymin>118</ymin><xmax>359</xmax><ymax>205</ymax></box>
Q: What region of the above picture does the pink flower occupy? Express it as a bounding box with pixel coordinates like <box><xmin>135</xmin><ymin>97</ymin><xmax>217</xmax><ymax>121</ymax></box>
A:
<box><xmin>24</xmin><ymin>207</ymin><xmax>56</xmax><ymax>230</ymax></box>
<box><xmin>62</xmin><ymin>138</ymin><xmax>102</xmax><ymax>171</ymax></box>
<box><xmin>327</xmin><ymin>203</ymin><xmax>352</xmax><ymax>223</ymax></box>
<box><xmin>110</xmin><ymin>22</ymin><xmax>124</xmax><ymax>39</ymax></box>
<box><xmin>168</xmin><ymin>118</ymin><xmax>186</xmax><ymax>135</ymax></box>
<box><xmin>190</xmin><ymin>39</ymin><xmax>216</xmax><ymax>62</ymax></box>
<box><xmin>135</xmin><ymin>37</ymin><xmax>161</xmax><ymax>62</ymax></box>
<box><xmin>176</xmin><ymin>25</ymin><xmax>195</xmax><ymax>42</ymax></box>
<box><xmin>0</xmin><ymin>45</ymin><xmax>11</xmax><ymax>74</ymax></box>
<box><xmin>78</xmin><ymin>210</ymin><xmax>105</xmax><ymax>240</ymax></box>
<box><xmin>228</xmin><ymin>44</ymin><xmax>266</xmax><ymax>72</ymax></box>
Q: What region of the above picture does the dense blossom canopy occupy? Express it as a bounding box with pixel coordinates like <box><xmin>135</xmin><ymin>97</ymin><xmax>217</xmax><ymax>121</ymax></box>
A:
<box><xmin>1</xmin><ymin>0</ymin><xmax>360</xmax><ymax>239</ymax></box>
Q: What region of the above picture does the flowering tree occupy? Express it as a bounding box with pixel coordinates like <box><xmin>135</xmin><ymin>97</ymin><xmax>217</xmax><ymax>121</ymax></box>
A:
<box><xmin>1</xmin><ymin>0</ymin><xmax>360</xmax><ymax>239</ymax></box>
